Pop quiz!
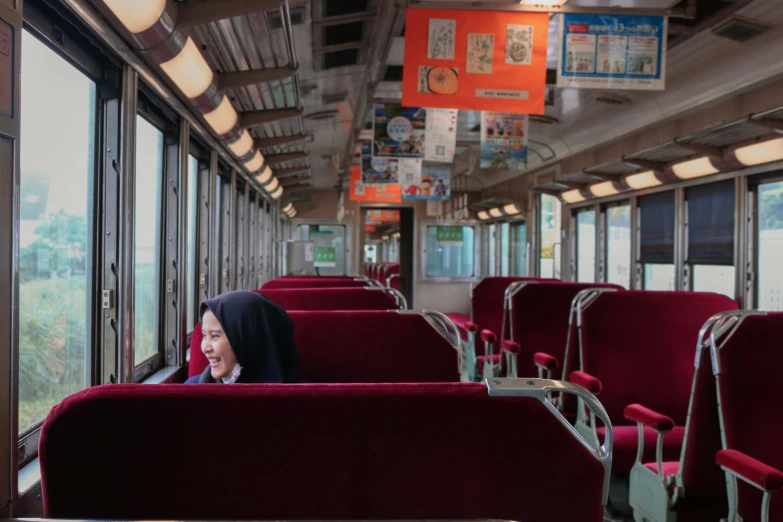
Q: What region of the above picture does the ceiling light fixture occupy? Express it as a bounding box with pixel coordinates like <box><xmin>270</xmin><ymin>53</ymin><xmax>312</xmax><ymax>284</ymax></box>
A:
<box><xmin>561</xmin><ymin>189</ymin><xmax>586</xmax><ymax>203</ymax></box>
<box><xmin>270</xmin><ymin>186</ymin><xmax>284</xmax><ymax>199</ymax></box>
<box><xmin>672</xmin><ymin>156</ymin><xmax>719</xmax><ymax>179</ymax></box>
<box><xmin>735</xmin><ymin>137</ymin><xmax>783</xmax><ymax>166</ymax></box>
<box><xmin>103</xmin><ymin>0</ymin><xmax>166</xmax><ymax>34</ymax></box>
<box><xmin>203</xmin><ymin>95</ymin><xmax>238</xmax><ymax>135</ymax></box>
<box><xmin>159</xmin><ymin>37</ymin><xmax>214</xmax><ymax>99</ymax></box>
<box><xmin>243</xmin><ymin>151</ymin><xmax>264</xmax><ymax>173</ymax></box>
<box><xmin>255</xmin><ymin>165</ymin><xmax>273</xmax><ymax>185</ymax></box>
<box><xmin>590</xmin><ymin>181</ymin><xmax>619</xmax><ymax>197</ymax></box>
<box><xmin>503</xmin><ymin>203</ymin><xmax>522</xmax><ymax>215</ymax></box>
<box><xmin>625</xmin><ymin>170</ymin><xmax>662</xmax><ymax>190</ymax></box>
<box><xmin>477</xmin><ymin>211</ymin><xmax>489</xmax><ymax>220</ymax></box>
<box><xmin>227</xmin><ymin>129</ymin><xmax>253</xmax><ymax>158</ymax></box>
<box><xmin>264</xmin><ymin>177</ymin><xmax>280</xmax><ymax>193</ymax></box>
<box><xmin>489</xmin><ymin>208</ymin><xmax>503</xmax><ymax>218</ymax></box>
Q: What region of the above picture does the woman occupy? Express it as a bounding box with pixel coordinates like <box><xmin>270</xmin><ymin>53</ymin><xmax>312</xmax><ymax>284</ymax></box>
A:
<box><xmin>186</xmin><ymin>291</ymin><xmax>299</xmax><ymax>383</ymax></box>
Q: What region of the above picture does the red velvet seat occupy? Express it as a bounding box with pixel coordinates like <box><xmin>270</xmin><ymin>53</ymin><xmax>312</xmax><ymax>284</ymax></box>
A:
<box><xmin>571</xmin><ymin>291</ymin><xmax>738</xmax><ymax>478</ymax></box>
<box><xmin>505</xmin><ymin>282</ymin><xmax>622</xmax><ymax>379</ymax></box>
<box><xmin>256</xmin><ymin>287</ymin><xmax>401</xmax><ymax>311</ymax></box>
<box><xmin>711</xmin><ymin>312</ymin><xmax>783</xmax><ymax>522</ymax></box>
<box><xmin>445</xmin><ymin>312</ymin><xmax>471</xmax><ymax>341</ymax></box>
<box><xmin>190</xmin><ymin>311</ymin><xmax>461</xmax><ymax>383</ymax></box>
<box><xmin>262</xmin><ymin>278</ymin><xmax>371</xmax><ymax>289</ymax></box>
<box><xmin>40</xmin><ymin>381</ymin><xmax>611</xmax><ymax>521</ymax></box>
<box><xmin>626</xmin><ymin>312</ymin><xmax>735</xmax><ymax>522</ymax></box>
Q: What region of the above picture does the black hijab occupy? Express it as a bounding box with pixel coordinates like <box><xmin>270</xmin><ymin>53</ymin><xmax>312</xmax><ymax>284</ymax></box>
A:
<box><xmin>196</xmin><ymin>290</ymin><xmax>299</xmax><ymax>383</ymax></box>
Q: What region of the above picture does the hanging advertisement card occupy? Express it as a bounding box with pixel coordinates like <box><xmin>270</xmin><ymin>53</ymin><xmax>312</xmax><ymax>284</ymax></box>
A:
<box><xmin>403</xmin><ymin>165</ymin><xmax>451</xmax><ymax>201</ymax></box>
<box><xmin>436</xmin><ymin>226</ymin><xmax>464</xmax><ymax>246</ymax></box>
<box><xmin>311</xmin><ymin>231</ymin><xmax>336</xmax><ymax>268</ymax></box>
<box><xmin>349</xmin><ymin>166</ymin><xmax>402</xmax><ymax>203</ymax></box>
<box><xmin>424</xmin><ymin>108</ymin><xmax>458</xmax><ymax>163</ymax></box>
<box><xmin>480</xmin><ymin>112</ymin><xmax>528</xmax><ymax>170</ymax></box>
<box><xmin>403</xmin><ymin>8</ymin><xmax>548</xmax><ymax>114</ymax></box>
<box><xmin>372</xmin><ymin>103</ymin><xmax>426</xmax><ymax>159</ymax></box>
<box><xmin>557</xmin><ymin>13</ymin><xmax>667</xmax><ymax>90</ymax></box>
<box><xmin>361</xmin><ymin>142</ymin><xmax>399</xmax><ymax>184</ymax></box>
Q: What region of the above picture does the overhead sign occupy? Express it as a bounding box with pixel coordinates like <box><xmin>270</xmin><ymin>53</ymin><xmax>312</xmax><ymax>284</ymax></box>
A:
<box><xmin>557</xmin><ymin>13</ymin><xmax>667</xmax><ymax>91</ymax></box>
<box><xmin>366</xmin><ymin>210</ymin><xmax>401</xmax><ymax>223</ymax></box>
<box><xmin>436</xmin><ymin>226</ymin><xmax>464</xmax><ymax>246</ymax></box>
<box><xmin>424</xmin><ymin>108</ymin><xmax>458</xmax><ymax>163</ymax></box>
<box><xmin>0</xmin><ymin>20</ymin><xmax>14</xmax><ymax>118</ymax></box>
<box><xmin>311</xmin><ymin>231</ymin><xmax>337</xmax><ymax>268</ymax></box>
<box><xmin>403</xmin><ymin>8</ymin><xmax>548</xmax><ymax>114</ymax></box>
<box><xmin>480</xmin><ymin>112</ymin><xmax>528</xmax><ymax>170</ymax></box>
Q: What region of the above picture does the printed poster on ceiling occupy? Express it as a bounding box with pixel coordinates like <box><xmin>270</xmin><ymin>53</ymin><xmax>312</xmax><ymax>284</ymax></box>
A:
<box><xmin>480</xmin><ymin>112</ymin><xmax>528</xmax><ymax>170</ymax></box>
<box><xmin>361</xmin><ymin>142</ymin><xmax>399</xmax><ymax>184</ymax></box>
<box><xmin>402</xmin><ymin>165</ymin><xmax>451</xmax><ymax>201</ymax></box>
<box><xmin>402</xmin><ymin>8</ymin><xmax>549</xmax><ymax>114</ymax></box>
<box><xmin>557</xmin><ymin>13</ymin><xmax>667</xmax><ymax>90</ymax></box>
<box><xmin>424</xmin><ymin>108</ymin><xmax>458</xmax><ymax>163</ymax></box>
<box><xmin>373</xmin><ymin>103</ymin><xmax>426</xmax><ymax>159</ymax></box>
<box><xmin>349</xmin><ymin>166</ymin><xmax>402</xmax><ymax>203</ymax></box>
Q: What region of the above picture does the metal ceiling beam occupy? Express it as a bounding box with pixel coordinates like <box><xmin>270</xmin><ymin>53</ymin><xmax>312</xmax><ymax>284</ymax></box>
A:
<box><xmin>274</xmin><ymin>166</ymin><xmax>311</xmax><ymax>178</ymax></box>
<box><xmin>239</xmin><ymin>108</ymin><xmax>303</xmax><ymax>128</ymax></box>
<box><xmin>621</xmin><ymin>156</ymin><xmax>667</xmax><ymax>173</ymax></box>
<box><xmin>177</xmin><ymin>0</ymin><xmax>281</xmax><ymax>27</ymax></box>
<box><xmin>582</xmin><ymin>170</ymin><xmax>621</xmax><ymax>181</ymax></box>
<box><xmin>313</xmin><ymin>41</ymin><xmax>372</xmax><ymax>54</ymax></box>
<box><xmin>400</xmin><ymin>0</ymin><xmax>691</xmax><ymax>18</ymax></box>
<box><xmin>217</xmin><ymin>66</ymin><xmax>298</xmax><ymax>92</ymax></box>
<box><xmin>266</xmin><ymin>152</ymin><xmax>309</xmax><ymax>165</ymax></box>
<box><xmin>254</xmin><ymin>134</ymin><xmax>307</xmax><ymax>149</ymax></box>
<box><xmin>751</xmin><ymin>118</ymin><xmax>783</xmax><ymax>134</ymax></box>
<box><xmin>675</xmin><ymin>140</ymin><xmax>725</xmax><ymax>158</ymax></box>
<box><xmin>281</xmin><ymin>177</ymin><xmax>312</xmax><ymax>187</ymax></box>
<box><xmin>313</xmin><ymin>11</ymin><xmax>378</xmax><ymax>26</ymax></box>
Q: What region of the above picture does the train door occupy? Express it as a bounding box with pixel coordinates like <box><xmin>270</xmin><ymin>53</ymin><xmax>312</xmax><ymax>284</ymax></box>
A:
<box><xmin>753</xmin><ymin>176</ymin><xmax>783</xmax><ymax>310</ymax></box>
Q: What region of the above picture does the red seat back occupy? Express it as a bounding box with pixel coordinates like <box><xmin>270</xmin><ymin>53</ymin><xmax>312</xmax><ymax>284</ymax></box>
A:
<box><xmin>508</xmin><ymin>282</ymin><xmax>623</xmax><ymax>378</ymax></box>
<box><xmin>578</xmin><ymin>291</ymin><xmax>738</xmax><ymax>426</ymax></box>
<box><xmin>190</xmin><ymin>311</ymin><xmax>460</xmax><ymax>382</ymax></box>
<box><xmin>256</xmin><ymin>287</ymin><xmax>399</xmax><ymax>311</ymax></box>
<box><xmin>262</xmin><ymin>278</ymin><xmax>369</xmax><ymax>289</ymax></box>
<box><xmin>713</xmin><ymin>312</ymin><xmax>783</xmax><ymax>522</ymax></box>
<box><xmin>471</xmin><ymin>277</ymin><xmax>550</xmax><ymax>353</ymax></box>
<box><xmin>40</xmin><ymin>383</ymin><xmax>607</xmax><ymax>521</ymax></box>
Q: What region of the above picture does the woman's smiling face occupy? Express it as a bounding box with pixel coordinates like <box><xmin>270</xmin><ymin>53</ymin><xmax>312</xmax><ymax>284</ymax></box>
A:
<box><xmin>201</xmin><ymin>310</ymin><xmax>239</xmax><ymax>380</ymax></box>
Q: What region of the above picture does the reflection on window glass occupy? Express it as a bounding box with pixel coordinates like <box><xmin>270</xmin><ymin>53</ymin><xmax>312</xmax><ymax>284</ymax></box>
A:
<box><xmin>692</xmin><ymin>265</ymin><xmax>735</xmax><ymax>298</ymax></box>
<box><xmin>487</xmin><ymin>224</ymin><xmax>496</xmax><ymax>276</ymax></box>
<box><xmin>644</xmin><ymin>264</ymin><xmax>675</xmax><ymax>291</ymax></box>
<box><xmin>606</xmin><ymin>205</ymin><xmax>631</xmax><ymax>288</ymax></box>
<box><xmin>577</xmin><ymin>211</ymin><xmax>596</xmax><ymax>283</ymax></box>
<box><xmin>500</xmin><ymin>222</ymin><xmax>510</xmax><ymax>276</ymax></box>
<box><xmin>540</xmin><ymin>195</ymin><xmax>561</xmax><ymax>278</ymax></box>
<box><xmin>186</xmin><ymin>155</ymin><xmax>198</xmax><ymax>328</ymax></box>
<box><xmin>134</xmin><ymin>115</ymin><xmax>164</xmax><ymax>365</ymax></box>
<box><xmin>512</xmin><ymin>224</ymin><xmax>527</xmax><ymax>276</ymax></box>
<box><xmin>758</xmin><ymin>181</ymin><xmax>783</xmax><ymax>311</ymax></box>
<box><xmin>19</xmin><ymin>31</ymin><xmax>95</xmax><ymax>432</ymax></box>
<box><xmin>426</xmin><ymin>226</ymin><xmax>474</xmax><ymax>278</ymax></box>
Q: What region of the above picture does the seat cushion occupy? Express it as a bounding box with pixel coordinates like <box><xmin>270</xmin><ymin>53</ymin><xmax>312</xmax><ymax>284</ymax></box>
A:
<box><xmin>643</xmin><ymin>461</ymin><xmax>680</xmax><ymax>477</ymax></box>
<box><xmin>597</xmin><ymin>425</ymin><xmax>685</xmax><ymax>475</ymax></box>
<box><xmin>445</xmin><ymin>313</ymin><xmax>471</xmax><ymax>341</ymax></box>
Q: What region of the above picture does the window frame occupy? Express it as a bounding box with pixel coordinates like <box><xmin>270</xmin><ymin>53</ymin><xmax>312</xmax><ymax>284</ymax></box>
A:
<box><xmin>132</xmin><ymin>90</ymin><xmax>178</xmax><ymax>382</ymax></box>
<box><xmin>603</xmin><ymin>201</ymin><xmax>632</xmax><ymax>289</ymax></box>
<box><xmin>574</xmin><ymin>207</ymin><xmax>597</xmax><ymax>283</ymax></box>
<box><xmin>420</xmin><ymin>220</ymin><xmax>481</xmax><ymax>282</ymax></box>
<box><xmin>749</xmin><ymin>172</ymin><xmax>783</xmax><ymax>309</ymax></box>
<box><xmin>509</xmin><ymin>218</ymin><xmax>528</xmax><ymax>276</ymax></box>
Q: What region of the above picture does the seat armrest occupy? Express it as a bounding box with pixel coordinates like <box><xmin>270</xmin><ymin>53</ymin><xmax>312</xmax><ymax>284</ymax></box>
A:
<box><xmin>533</xmin><ymin>352</ymin><xmax>559</xmax><ymax>371</ymax></box>
<box><xmin>465</xmin><ymin>321</ymin><xmax>478</xmax><ymax>333</ymax></box>
<box><xmin>717</xmin><ymin>449</ymin><xmax>783</xmax><ymax>491</ymax></box>
<box><xmin>501</xmin><ymin>340</ymin><xmax>520</xmax><ymax>354</ymax></box>
<box><xmin>480</xmin><ymin>329</ymin><xmax>497</xmax><ymax>343</ymax></box>
<box><xmin>623</xmin><ymin>403</ymin><xmax>675</xmax><ymax>432</ymax></box>
<box><xmin>569</xmin><ymin>371</ymin><xmax>602</xmax><ymax>395</ymax></box>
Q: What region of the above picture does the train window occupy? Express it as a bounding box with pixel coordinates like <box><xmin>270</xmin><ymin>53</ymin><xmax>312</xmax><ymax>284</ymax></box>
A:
<box><xmin>186</xmin><ymin>154</ymin><xmax>199</xmax><ymax>329</ymax></box>
<box><xmin>487</xmin><ymin>224</ymin><xmax>496</xmax><ymax>276</ymax></box>
<box><xmin>576</xmin><ymin>209</ymin><xmax>596</xmax><ymax>283</ymax></box>
<box><xmin>639</xmin><ymin>191</ymin><xmax>675</xmax><ymax>290</ymax></box>
<box><xmin>757</xmin><ymin>180</ymin><xmax>783</xmax><ymax>310</ymax></box>
<box><xmin>18</xmin><ymin>30</ymin><xmax>96</xmax><ymax>432</ymax></box>
<box><xmin>687</xmin><ymin>180</ymin><xmax>735</xmax><ymax>298</ymax></box>
<box><xmin>134</xmin><ymin>115</ymin><xmax>164</xmax><ymax>365</ymax></box>
<box><xmin>606</xmin><ymin>204</ymin><xmax>631</xmax><ymax>289</ymax></box>
<box><xmin>539</xmin><ymin>194</ymin><xmax>561</xmax><ymax>278</ymax></box>
<box><xmin>426</xmin><ymin>226</ymin><xmax>475</xmax><ymax>278</ymax></box>
<box><xmin>511</xmin><ymin>223</ymin><xmax>528</xmax><ymax>276</ymax></box>
<box><xmin>500</xmin><ymin>222</ymin><xmax>510</xmax><ymax>276</ymax></box>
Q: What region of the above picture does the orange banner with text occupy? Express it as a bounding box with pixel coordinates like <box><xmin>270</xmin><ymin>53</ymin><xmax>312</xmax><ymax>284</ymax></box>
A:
<box><xmin>402</xmin><ymin>8</ymin><xmax>548</xmax><ymax>114</ymax></box>
<box><xmin>349</xmin><ymin>166</ymin><xmax>402</xmax><ymax>203</ymax></box>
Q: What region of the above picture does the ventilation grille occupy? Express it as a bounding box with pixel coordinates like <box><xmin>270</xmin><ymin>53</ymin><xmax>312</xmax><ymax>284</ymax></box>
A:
<box><xmin>712</xmin><ymin>15</ymin><xmax>769</xmax><ymax>42</ymax></box>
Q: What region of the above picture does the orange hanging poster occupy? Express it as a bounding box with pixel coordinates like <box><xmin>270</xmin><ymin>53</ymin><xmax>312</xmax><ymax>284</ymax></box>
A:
<box><xmin>402</xmin><ymin>8</ymin><xmax>549</xmax><ymax>114</ymax></box>
<box><xmin>349</xmin><ymin>166</ymin><xmax>402</xmax><ymax>203</ymax></box>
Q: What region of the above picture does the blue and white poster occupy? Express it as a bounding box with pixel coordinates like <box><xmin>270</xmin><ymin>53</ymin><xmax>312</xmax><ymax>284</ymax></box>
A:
<box><xmin>361</xmin><ymin>142</ymin><xmax>399</xmax><ymax>184</ymax></box>
<box><xmin>402</xmin><ymin>165</ymin><xmax>451</xmax><ymax>201</ymax></box>
<box><xmin>373</xmin><ymin>103</ymin><xmax>426</xmax><ymax>159</ymax></box>
<box><xmin>480</xmin><ymin>112</ymin><xmax>528</xmax><ymax>170</ymax></box>
<box><xmin>556</xmin><ymin>13</ymin><xmax>667</xmax><ymax>91</ymax></box>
